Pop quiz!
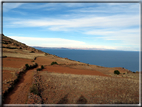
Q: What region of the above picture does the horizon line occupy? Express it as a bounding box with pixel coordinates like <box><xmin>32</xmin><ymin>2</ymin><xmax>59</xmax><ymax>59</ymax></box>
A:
<box><xmin>32</xmin><ymin>46</ymin><xmax>139</xmax><ymax>52</ymax></box>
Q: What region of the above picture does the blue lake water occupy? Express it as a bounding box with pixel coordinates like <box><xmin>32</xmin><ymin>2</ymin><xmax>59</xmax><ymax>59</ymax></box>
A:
<box><xmin>35</xmin><ymin>48</ymin><xmax>139</xmax><ymax>72</ymax></box>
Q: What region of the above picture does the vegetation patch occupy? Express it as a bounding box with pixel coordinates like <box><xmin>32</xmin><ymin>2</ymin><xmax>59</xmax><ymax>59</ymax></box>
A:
<box><xmin>30</xmin><ymin>51</ymin><xmax>35</xmax><ymax>53</ymax></box>
<box><xmin>41</xmin><ymin>65</ymin><xmax>44</xmax><ymax>69</ymax></box>
<box><xmin>37</xmin><ymin>68</ymin><xmax>41</xmax><ymax>71</ymax></box>
<box><xmin>7</xmin><ymin>46</ymin><xmax>18</xmax><ymax>49</ymax></box>
<box><xmin>36</xmin><ymin>65</ymin><xmax>44</xmax><ymax>71</ymax></box>
<box><xmin>51</xmin><ymin>61</ymin><xmax>58</xmax><ymax>65</ymax></box>
<box><xmin>25</xmin><ymin>63</ymin><xmax>38</xmax><ymax>70</ymax></box>
<box><xmin>2</xmin><ymin>56</ymin><xmax>7</xmax><ymax>58</ymax></box>
<box><xmin>30</xmin><ymin>84</ymin><xmax>39</xmax><ymax>95</ymax></box>
<box><xmin>25</xmin><ymin>64</ymin><xmax>29</xmax><ymax>70</ymax></box>
<box><xmin>114</xmin><ymin>70</ymin><xmax>120</xmax><ymax>75</ymax></box>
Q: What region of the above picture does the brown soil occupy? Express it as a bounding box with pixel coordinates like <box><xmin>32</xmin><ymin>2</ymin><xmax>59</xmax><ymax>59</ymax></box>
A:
<box><xmin>43</xmin><ymin>65</ymin><xmax>110</xmax><ymax>77</ymax></box>
<box><xmin>35</xmin><ymin>56</ymin><xmax>82</xmax><ymax>66</ymax></box>
<box><xmin>2</xmin><ymin>70</ymin><xmax>14</xmax><ymax>81</ymax></box>
<box><xmin>35</xmin><ymin>56</ymin><xmax>55</xmax><ymax>65</ymax></box>
<box><xmin>3</xmin><ymin>57</ymin><xmax>33</xmax><ymax>68</ymax></box>
<box><xmin>2</xmin><ymin>55</ymin><xmax>139</xmax><ymax>104</ymax></box>
<box><xmin>3</xmin><ymin>67</ymin><xmax>37</xmax><ymax>104</ymax></box>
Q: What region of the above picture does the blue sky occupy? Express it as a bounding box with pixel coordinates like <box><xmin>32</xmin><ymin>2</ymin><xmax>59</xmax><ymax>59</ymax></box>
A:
<box><xmin>3</xmin><ymin>2</ymin><xmax>140</xmax><ymax>51</ymax></box>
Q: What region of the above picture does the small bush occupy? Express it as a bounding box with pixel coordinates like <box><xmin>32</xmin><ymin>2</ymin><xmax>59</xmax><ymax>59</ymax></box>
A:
<box><xmin>34</xmin><ymin>57</ymin><xmax>37</xmax><ymax>60</ymax></box>
<box><xmin>30</xmin><ymin>51</ymin><xmax>35</xmax><ymax>53</ymax></box>
<box><xmin>37</xmin><ymin>68</ymin><xmax>41</xmax><ymax>71</ymax></box>
<box><xmin>2</xmin><ymin>56</ymin><xmax>7</xmax><ymax>58</ymax></box>
<box><xmin>35</xmin><ymin>63</ymin><xmax>38</xmax><ymax>67</ymax></box>
<box><xmin>30</xmin><ymin>84</ymin><xmax>39</xmax><ymax>95</ymax></box>
<box><xmin>114</xmin><ymin>70</ymin><xmax>120</xmax><ymax>75</ymax></box>
<box><xmin>51</xmin><ymin>61</ymin><xmax>58</xmax><ymax>65</ymax></box>
<box><xmin>25</xmin><ymin>64</ymin><xmax>29</xmax><ymax>70</ymax></box>
<box><xmin>37</xmin><ymin>65</ymin><xmax>44</xmax><ymax>71</ymax></box>
<box><xmin>41</xmin><ymin>65</ymin><xmax>44</xmax><ymax>69</ymax></box>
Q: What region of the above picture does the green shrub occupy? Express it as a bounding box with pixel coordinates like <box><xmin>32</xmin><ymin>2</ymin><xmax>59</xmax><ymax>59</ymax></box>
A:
<box><xmin>35</xmin><ymin>63</ymin><xmax>38</xmax><ymax>66</ymax></box>
<box><xmin>114</xmin><ymin>70</ymin><xmax>120</xmax><ymax>75</ymax></box>
<box><xmin>30</xmin><ymin>84</ymin><xmax>39</xmax><ymax>95</ymax></box>
<box><xmin>25</xmin><ymin>64</ymin><xmax>29</xmax><ymax>70</ymax></box>
<box><xmin>41</xmin><ymin>65</ymin><xmax>44</xmax><ymax>69</ymax></box>
<box><xmin>34</xmin><ymin>57</ymin><xmax>37</xmax><ymax>60</ymax></box>
<box><xmin>51</xmin><ymin>61</ymin><xmax>58</xmax><ymax>65</ymax></box>
<box><xmin>37</xmin><ymin>65</ymin><xmax>44</xmax><ymax>71</ymax></box>
<box><xmin>30</xmin><ymin>51</ymin><xmax>35</xmax><ymax>53</ymax></box>
<box><xmin>37</xmin><ymin>68</ymin><xmax>41</xmax><ymax>71</ymax></box>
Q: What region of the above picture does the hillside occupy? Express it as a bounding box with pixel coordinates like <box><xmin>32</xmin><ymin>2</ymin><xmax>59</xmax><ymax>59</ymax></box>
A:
<box><xmin>1</xmin><ymin>34</ymin><xmax>139</xmax><ymax>104</ymax></box>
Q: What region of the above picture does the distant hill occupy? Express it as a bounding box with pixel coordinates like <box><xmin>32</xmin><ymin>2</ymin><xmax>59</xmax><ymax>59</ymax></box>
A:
<box><xmin>2</xmin><ymin>34</ymin><xmax>44</xmax><ymax>53</ymax></box>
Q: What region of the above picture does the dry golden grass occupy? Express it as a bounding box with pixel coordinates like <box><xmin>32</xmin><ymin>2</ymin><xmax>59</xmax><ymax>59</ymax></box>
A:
<box><xmin>3</xmin><ymin>52</ymin><xmax>45</xmax><ymax>59</ymax></box>
<box><xmin>38</xmin><ymin>71</ymin><xmax>139</xmax><ymax>104</ymax></box>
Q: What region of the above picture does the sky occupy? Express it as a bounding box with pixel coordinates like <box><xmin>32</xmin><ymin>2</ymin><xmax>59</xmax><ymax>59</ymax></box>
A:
<box><xmin>2</xmin><ymin>2</ymin><xmax>140</xmax><ymax>51</ymax></box>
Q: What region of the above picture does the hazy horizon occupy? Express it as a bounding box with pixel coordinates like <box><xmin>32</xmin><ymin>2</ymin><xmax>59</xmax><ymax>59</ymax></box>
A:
<box><xmin>33</xmin><ymin>46</ymin><xmax>140</xmax><ymax>52</ymax></box>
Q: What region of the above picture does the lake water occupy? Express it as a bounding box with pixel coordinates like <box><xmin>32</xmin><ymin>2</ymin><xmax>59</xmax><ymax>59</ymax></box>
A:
<box><xmin>35</xmin><ymin>48</ymin><xmax>139</xmax><ymax>72</ymax></box>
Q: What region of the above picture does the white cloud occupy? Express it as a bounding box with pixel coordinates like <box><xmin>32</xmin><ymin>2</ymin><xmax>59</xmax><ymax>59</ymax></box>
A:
<box><xmin>5</xmin><ymin>14</ymin><xmax>139</xmax><ymax>29</ymax></box>
<box><xmin>9</xmin><ymin>36</ymin><xmax>85</xmax><ymax>46</ymax></box>
<box><xmin>4</xmin><ymin>13</ymin><xmax>140</xmax><ymax>51</ymax></box>
<box><xmin>86</xmin><ymin>28</ymin><xmax>140</xmax><ymax>46</ymax></box>
<box><xmin>8</xmin><ymin>36</ymin><xmax>116</xmax><ymax>50</ymax></box>
<box><xmin>3</xmin><ymin>2</ymin><xmax>140</xmax><ymax>51</ymax></box>
<box><xmin>69</xmin><ymin>3</ymin><xmax>139</xmax><ymax>13</ymax></box>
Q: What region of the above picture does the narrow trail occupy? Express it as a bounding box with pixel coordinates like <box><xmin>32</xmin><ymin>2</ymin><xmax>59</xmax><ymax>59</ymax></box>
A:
<box><xmin>4</xmin><ymin>67</ymin><xmax>38</xmax><ymax>104</ymax></box>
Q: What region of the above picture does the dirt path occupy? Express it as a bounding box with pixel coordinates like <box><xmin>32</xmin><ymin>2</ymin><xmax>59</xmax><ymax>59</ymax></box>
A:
<box><xmin>4</xmin><ymin>67</ymin><xmax>37</xmax><ymax>104</ymax></box>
